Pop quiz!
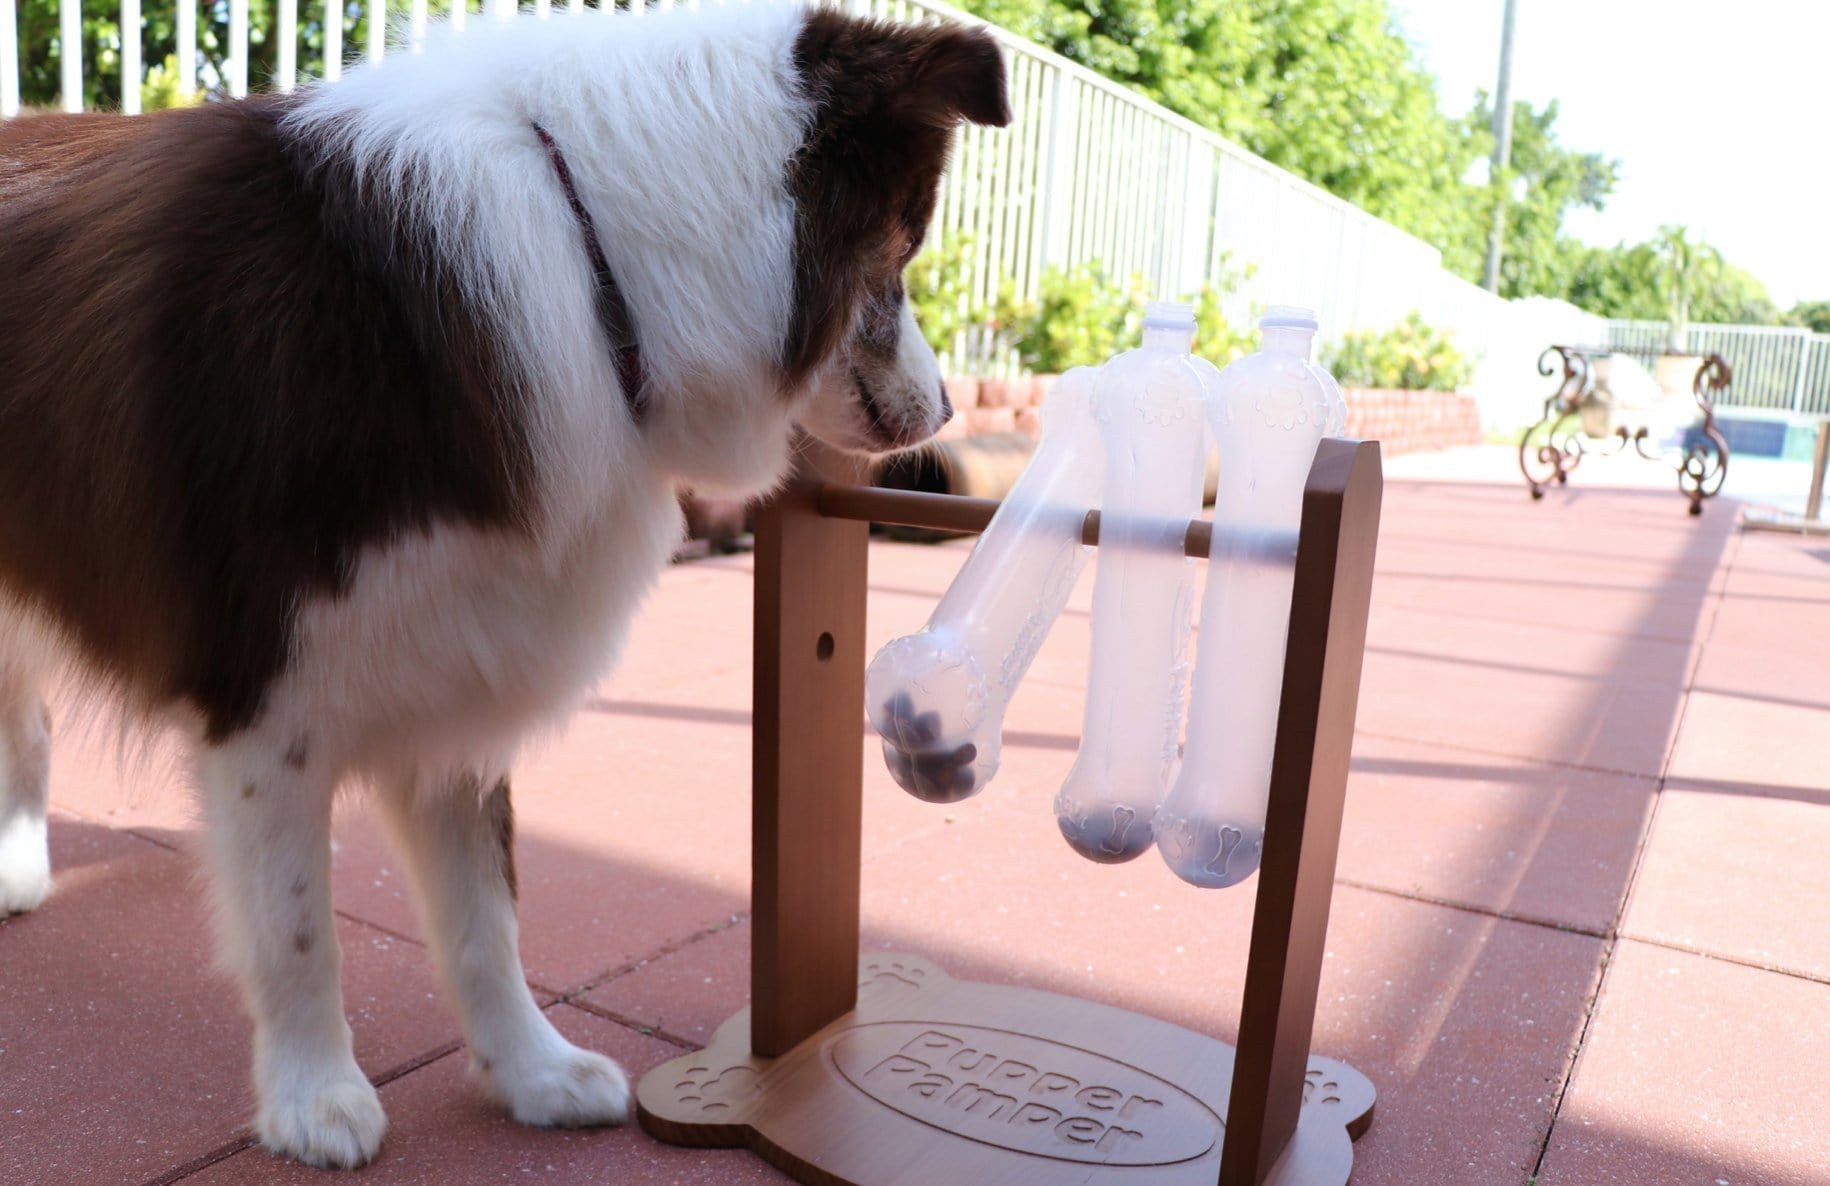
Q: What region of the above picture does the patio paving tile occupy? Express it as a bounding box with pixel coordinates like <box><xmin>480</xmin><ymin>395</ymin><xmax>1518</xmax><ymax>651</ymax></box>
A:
<box><xmin>1366</xmin><ymin>602</ymin><xmax>1704</xmax><ymax>689</ymax></box>
<box><xmin>1665</xmin><ymin>689</ymin><xmax>1830</xmax><ymax>795</ymax></box>
<box><xmin>325</xmin><ymin>675</ymin><xmax>759</xmax><ymax>994</ymax></box>
<box><xmin>602</xmin><ymin>559</ymin><xmax>757</xmax><ymax>697</ymax></box>
<box><xmin>1368</xmin><ymin>567</ymin><xmax>1721</xmax><ymax>646</ymax></box>
<box><xmin>1690</xmin><ymin>635</ymin><xmax>1830</xmax><ymax>716</ymax></box>
<box><xmin>1719</xmin><ymin>532</ymin><xmax>1830</xmax><ymax>591</ymax></box>
<box><xmin>13</xmin><ymin>473</ymin><xmax>1828</xmax><ymax>1186</ymax></box>
<box><xmin>1622</xmin><ymin>779</ymin><xmax>1830</xmax><ymax>982</ymax></box>
<box><xmin>0</xmin><ymin>814</ymin><xmax>456</xmax><ymax>1186</ymax></box>
<box><xmin>1706</xmin><ymin>591</ymin><xmax>1830</xmax><ymax>658</ymax></box>
<box><xmin>1536</xmin><ymin>940</ymin><xmax>1830</xmax><ymax>1186</ymax></box>
<box><xmin>1354</xmin><ymin>639</ymin><xmax>1687</xmax><ymax>779</ymax></box>
<box><xmin>592</xmin><ymin>802</ymin><xmax>1607</xmax><ymax>1186</ymax></box>
<box><xmin>183</xmin><ymin>1005</ymin><xmax>793</xmax><ymax>1185</ymax></box>
<box><xmin>1337</xmin><ymin>735</ymin><xmax>1655</xmax><ymax>933</ymax></box>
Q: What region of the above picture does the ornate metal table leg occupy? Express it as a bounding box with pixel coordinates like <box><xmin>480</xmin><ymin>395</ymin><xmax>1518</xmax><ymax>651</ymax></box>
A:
<box><xmin>1520</xmin><ymin>346</ymin><xmax>1588</xmax><ymax>501</ymax></box>
<box><xmin>1678</xmin><ymin>355</ymin><xmax>1731</xmax><ymax>515</ymax></box>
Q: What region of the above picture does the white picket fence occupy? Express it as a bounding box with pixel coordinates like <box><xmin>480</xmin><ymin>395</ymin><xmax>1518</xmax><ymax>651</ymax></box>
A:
<box><xmin>3</xmin><ymin>0</ymin><xmax>1612</xmax><ymax>426</ymax></box>
<box><xmin>1604</xmin><ymin>321</ymin><xmax>1830</xmax><ymax>417</ymax></box>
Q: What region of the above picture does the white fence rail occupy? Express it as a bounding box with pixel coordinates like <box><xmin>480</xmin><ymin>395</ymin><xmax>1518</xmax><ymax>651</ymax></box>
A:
<box><xmin>1605</xmin><ymin>321</ymin><xmax>1830</xmax><ymax>417</ymax></box>
<box><xmin>4</xmin><ymin>0</ymin><xmax>1607</xmax><ymax>426</ymax></box>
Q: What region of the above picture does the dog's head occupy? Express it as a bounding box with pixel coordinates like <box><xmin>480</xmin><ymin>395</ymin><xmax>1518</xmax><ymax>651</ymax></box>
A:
<box><xmin>780</xmin><ymin>15</ymin><xmax>1011</xmax><ymax>454</ymax></box>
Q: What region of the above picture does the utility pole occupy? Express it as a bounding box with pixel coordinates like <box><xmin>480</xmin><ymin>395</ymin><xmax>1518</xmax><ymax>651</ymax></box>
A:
<box><xmin>1482</xmin><ymin>0</ymin><xmax>1520</xmax><ymax>293</ymax></box>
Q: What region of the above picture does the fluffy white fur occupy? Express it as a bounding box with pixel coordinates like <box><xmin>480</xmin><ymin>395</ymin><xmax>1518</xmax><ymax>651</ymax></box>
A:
<box><xmin>0</xmin><ymin>2</ymin><xmax>953</xmax><ymax>1169</ymax></box>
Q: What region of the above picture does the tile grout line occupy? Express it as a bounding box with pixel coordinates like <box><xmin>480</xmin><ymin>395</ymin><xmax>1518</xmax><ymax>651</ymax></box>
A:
<box><xmin>542</xmin><ymin>911</ymin><xmax>750</xmax><ymax>1007</ymax></box>
<box><xmin>1525</xmin><ymin>525</ymin><xmax>1739</xmax><ymax>1182</ymax></box>
<box><xmin>1614</xmin><ymin>933</ymin><xmax>1830</xmax><ymax>989</ymax></box>
<box><xmin>1351</xmin><ymin>728</ymin><xmax>1664</xmax><ymax>784</ymax></box>
<box><xmin>557</xmin><ymin>995</ymin><xmax>704</xmax><ymax>1051</ymax></box>
<box><xmin>1331</xmin><ymin>876</ymin><xmax>1609</xmax><ymax>939</ymax></box>
<box><xmin>140</xmin><ymin>1135</ymin><xmax>259</xmax><ymax>1186</ymax></box>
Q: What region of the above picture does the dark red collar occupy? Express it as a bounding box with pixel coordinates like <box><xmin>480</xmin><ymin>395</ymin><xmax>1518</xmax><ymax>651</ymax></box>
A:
<box><xmin>532</xmin><ymin>121</ymin><xmax>647</xmax><ymax>422</ymax></box>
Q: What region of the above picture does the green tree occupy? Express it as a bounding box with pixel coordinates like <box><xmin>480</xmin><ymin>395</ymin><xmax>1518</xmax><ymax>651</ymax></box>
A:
<box><xmin>1563</xmin><ymin>231</ymin><xmax>1783</xmax><ymax>330</ymax></box>
<box><xmin>1789</xmin><ymin>300</ymin><xmax>1830</xmax><ymax>334</ymax></box>
<box><xmin>959</xmin><ymin>0</ymin><xmax>1619</xmax><ymax>300</ymax></box>
<box><xmin>14</xmin><ymin>0</ymin><xmax>411</xmax><ymax>111</ymax></box>
<box><xmin>1460</xmin><ymin>95</ymin><xmax>1618</xmax><ymax>297</ymax></box>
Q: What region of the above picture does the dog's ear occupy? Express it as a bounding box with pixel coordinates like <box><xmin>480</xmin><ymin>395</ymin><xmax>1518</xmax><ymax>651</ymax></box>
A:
<box><xmin>905</xmin><ymin>27</ymin><xmax>1012</xmax><ymax>129</ymax></box>
<box><xmin>794</xmin><ymin>14</ymin><xmax>1011</xmax><ymax>136</ymax></box>
<box><xmin>781</xmin><ymin>14</ymin><xmax>1011</xmax><ymax>386</ymax></box>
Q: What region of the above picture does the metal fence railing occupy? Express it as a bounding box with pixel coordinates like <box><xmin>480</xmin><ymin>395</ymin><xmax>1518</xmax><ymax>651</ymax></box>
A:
<box><xmin>1605</xmin><ymin>321</ymin><xmax>1830</xmax><ymax>417</ymax></box>
<box><xmin>4</xmin><ymin>0</ymin><xmax>1610</xmax><ymax>423</ymax></box>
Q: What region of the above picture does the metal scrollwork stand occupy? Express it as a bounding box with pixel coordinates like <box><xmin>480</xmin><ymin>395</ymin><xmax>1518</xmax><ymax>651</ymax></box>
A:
<box><xmin>1675</xmin><ymin>356</ymin><xmax>1732</xmax><ymax>515</ymax></box>
<box><xmin>1519</xmin><ymin>345</ymin><xmax>1732</xmax><ymax>516</ymax></box>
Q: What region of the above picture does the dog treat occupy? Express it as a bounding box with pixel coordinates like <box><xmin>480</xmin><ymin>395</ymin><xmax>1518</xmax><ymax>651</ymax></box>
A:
<box><xmin>1054</xmin><ymin>303</ymin><xmax>1213</xmax><ymax>863</ymax></box>
<box><xmin>1154</xmin><ymin>306</ymin><xmax>1347</xmax><ymax>887</ymax></box>
<box><xmin>866</xmin><ymin>368</ymin><xmax>1104</xmax><ymax>803</ymax></box>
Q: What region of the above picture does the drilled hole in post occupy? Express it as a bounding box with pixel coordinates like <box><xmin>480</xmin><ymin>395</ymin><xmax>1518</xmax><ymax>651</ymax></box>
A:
<box><xmin>816</xmin><ymin>632</ymin><xmax>835</xmax><ymax>662</ymax></box>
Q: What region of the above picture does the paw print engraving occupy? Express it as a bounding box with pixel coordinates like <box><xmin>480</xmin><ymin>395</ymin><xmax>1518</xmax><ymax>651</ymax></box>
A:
<box><xmin>1256</xmin><ymin>385</ymin><xmax>1315</xmax><ymax>432</ymax></box>
<box><xmin>1302</xmin><ymin>1067</ymin><xmax>1342</xmax><ymax>1107</ymax></box>
<box><xmin>861</xmin><ymin>959</ymin><xmax>928</xmax><ymax>991</ymax></box>
<box><xmin>672</xmin><ymin>1063</ymin><xmax>761</xmax><ymax>1116</ymax></box>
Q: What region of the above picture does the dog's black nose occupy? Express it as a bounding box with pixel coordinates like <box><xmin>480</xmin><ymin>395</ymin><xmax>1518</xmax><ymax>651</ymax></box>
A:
<box><xmin>937</xmin><ymin>381</ymin><xmax>954</xmax><ymax>422</ymax></box>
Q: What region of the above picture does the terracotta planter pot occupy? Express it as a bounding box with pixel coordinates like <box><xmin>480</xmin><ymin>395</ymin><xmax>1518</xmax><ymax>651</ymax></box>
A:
<box><xmin>1654</xmin><ymin>354</ymin><xmax>1707</xmax><ymax>396</ymax></box>
<box><xmin>965</xmin><ymin>405</ymin><xmax>1018</xmax><ymax>436</ymax></box>
<box><xmin>975</xmin><ymin>377</ymin><xmax>1026</xmax><ymax>408</ymax></box>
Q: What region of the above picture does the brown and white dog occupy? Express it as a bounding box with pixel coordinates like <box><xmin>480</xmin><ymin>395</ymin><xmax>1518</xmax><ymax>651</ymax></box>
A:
<box><xmin>0</xmin><ymin>4</ymin><xmax>1006</xmax><ymax>1168</ymax></box>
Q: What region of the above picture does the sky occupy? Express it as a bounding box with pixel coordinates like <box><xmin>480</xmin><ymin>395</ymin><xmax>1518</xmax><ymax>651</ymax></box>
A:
<box><xmin>1387</xmin><ymin>0</ymin><xmax>1829</xmax><ymax>307</ymax></box>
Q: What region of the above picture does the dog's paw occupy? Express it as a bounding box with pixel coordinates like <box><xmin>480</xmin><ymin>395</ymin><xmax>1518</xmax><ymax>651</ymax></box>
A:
<box><xmin>257</xmin><ymin>1070</ymin><xmax>387</xmax><ymax>1169</ymax></box>
<box><xmin>486</xmin><ymin>1041</ymin><xmax>631</xmax><ymax>1129</ymax></box>
<box><xmin>0</xmin><ymin>819</ymin><xmax>51</xmax><ymax>916</ymax></box>
<box><xmin>0</xmin><ymin>866</ymin><xmax>50</xmax><ymax>916</ymax></box>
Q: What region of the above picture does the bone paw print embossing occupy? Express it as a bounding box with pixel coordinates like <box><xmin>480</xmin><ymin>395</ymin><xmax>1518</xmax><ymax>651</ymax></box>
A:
<box><xmin>1302</xmin><ymin>1067</ymin><xmax>1342</xmax><ymax>1107</ymax></box>
<box><xmin>1102</xmin><ymin>805</ymin><xmax>1139</xmax><ymax>855</ymax></box>
<box><xmin>860</xmin><ymin>959</ymin><xmax>929</xmax><ymax>991</ymax></box>
<box><xmin>671</xmin><ymin>1063</ymin><xmax>762</xmax><ymax>1116</ymax></box>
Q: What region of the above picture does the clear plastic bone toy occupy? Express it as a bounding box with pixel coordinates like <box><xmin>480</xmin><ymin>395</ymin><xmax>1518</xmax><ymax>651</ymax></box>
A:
<box><xmin>866</xmin><ymin>301</ymin><xmax>1348</xmax><ymax>889</ymax></box>
<box><xmin>865</xmin><ymin>366</ymin><xmax>1104</xmax><ymax>803</ymax></box>
<box><xmin>1154</xmin><ymin>306</ymin><xmax>1347</xmax><ymax>886</ymax></box>
<box><xmin>1052</xmin><ymin>303</ymin><xmax>1213</xmax><ymax>862</ymax></box>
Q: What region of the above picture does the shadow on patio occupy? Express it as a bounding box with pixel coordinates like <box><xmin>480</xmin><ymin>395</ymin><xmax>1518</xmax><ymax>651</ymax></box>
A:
<box><xmin>4</xmin><ymin>475</ymin><xmax>1828</xmax><ymax>1185</ymax></box>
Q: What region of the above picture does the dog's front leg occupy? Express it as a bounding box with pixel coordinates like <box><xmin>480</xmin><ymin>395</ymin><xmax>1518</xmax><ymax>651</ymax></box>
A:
<box><xmin>0</xmin><ymin>675</ymin><xmax>51</xmax><ymax>915</ymax></box>
<box><xmin>197</xmin><ymin>739</ymin><xmax>385</xmax><ymax>1169</ymax></box>
<box><xmin>377</xmin><ymin>771</ymin><xmax>629</xmax><ymax>1128</ymax></box>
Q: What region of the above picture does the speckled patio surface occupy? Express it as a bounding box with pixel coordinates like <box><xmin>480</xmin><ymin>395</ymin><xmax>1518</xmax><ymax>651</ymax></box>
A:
<box><xmin>5</xmin><ymin>450</ymin><xmax>1828</xmax><ymax>1185</ymax></box>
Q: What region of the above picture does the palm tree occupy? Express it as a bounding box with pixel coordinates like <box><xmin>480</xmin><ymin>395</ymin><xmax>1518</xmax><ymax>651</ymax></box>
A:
<box><xmin>1654</xmin><ymin>224</ymin><xmax>1723</xmax><ymax>354</ymax></box>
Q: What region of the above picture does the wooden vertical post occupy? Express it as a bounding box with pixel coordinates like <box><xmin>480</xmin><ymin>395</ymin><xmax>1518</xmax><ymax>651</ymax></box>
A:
<box><xmin>1220</xmin><ymin>439</ymin><xmax>1383</xmax><ymax>1185</ymax></box>
<box><xmin>750</xmin><ymin>444</ymin><xmax>873</xmax><ymax>1058</ymax></box>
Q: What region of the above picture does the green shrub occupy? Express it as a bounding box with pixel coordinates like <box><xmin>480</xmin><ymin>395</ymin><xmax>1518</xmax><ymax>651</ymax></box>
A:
<box><xmin>1192</xmin><ymin>284</ymin><xmax>1256</xmax><ymax>368</ymax></box>
<box><xmin>904</xmin><ymin>232</ymin><xmax>983</xmax><ymax>358</ymax></box>
<box><xmin>993</xmin><ymin>267</ymin><xmax>1255</xmax><ymax>374</ymax></box>
<box><xmin>1321</xmin><ymin>313</ymin><xmax>1474</xmax><ymax>391</ymax></box>
<box><xmin>993</xmin><ymin>265</ymin><xmax>1146</xmax><ymax>373</ymax></box>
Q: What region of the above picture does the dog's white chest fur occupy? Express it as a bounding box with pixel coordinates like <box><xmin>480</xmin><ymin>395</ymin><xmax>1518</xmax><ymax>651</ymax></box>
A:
<box><xmin>278</xmin><ymin>482</ymin><xmax>683</xmax><ymax>780</ymax></box>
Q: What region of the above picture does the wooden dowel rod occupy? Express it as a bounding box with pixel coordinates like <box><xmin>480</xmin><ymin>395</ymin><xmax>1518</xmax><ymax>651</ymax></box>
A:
<box><xmin>814</xmin><ymin>483</ymin><xmax>1301</xmax><ymax>562</ymax></box>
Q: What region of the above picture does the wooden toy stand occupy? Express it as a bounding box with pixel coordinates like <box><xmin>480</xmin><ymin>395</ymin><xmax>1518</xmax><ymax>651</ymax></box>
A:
<box><xmin>639</xmin><ymin>438</ymin><xmax>1384</xmax><ymax>1186</ymax></box>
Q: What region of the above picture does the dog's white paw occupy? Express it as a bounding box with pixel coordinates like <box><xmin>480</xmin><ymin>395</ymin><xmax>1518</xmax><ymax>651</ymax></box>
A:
<box><xmin>0</xmin><ymin>815</ymin><xmax>51</xmax><ymax>916</ymax></box>
<box><xmin>257</xmin><ymin>1070</ymin><xmax>387</xmax><ymax>1169</ymax></box>
<box><xmin>0</xmin><ymin>865</ymin><xmax>50</xmax><ymax>916</ymax></box>
<box><xmin>486</xmin><ymin>1041</ymin><xmax>631</xmax><ymax>1129</ymax></box>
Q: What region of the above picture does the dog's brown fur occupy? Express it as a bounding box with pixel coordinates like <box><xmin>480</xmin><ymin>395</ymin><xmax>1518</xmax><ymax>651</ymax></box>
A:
<box><xmin>0</xmin><ymin>100</ymin><xmax>534</xmax><ymax>739</ymax></box>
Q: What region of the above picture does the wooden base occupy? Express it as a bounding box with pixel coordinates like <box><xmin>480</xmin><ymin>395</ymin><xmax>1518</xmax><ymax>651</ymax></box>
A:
<box><xmin>638</xmin><ymin>954</ymin><xmax>1374</xmax><ymax>1186</ymax></box>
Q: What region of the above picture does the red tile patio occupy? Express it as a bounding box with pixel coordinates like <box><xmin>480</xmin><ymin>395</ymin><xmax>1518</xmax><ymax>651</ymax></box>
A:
<box><xmin>4</xmin><ymin>455</ymin><xmax>1829</xmax><ymax>1185</ymax></box>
